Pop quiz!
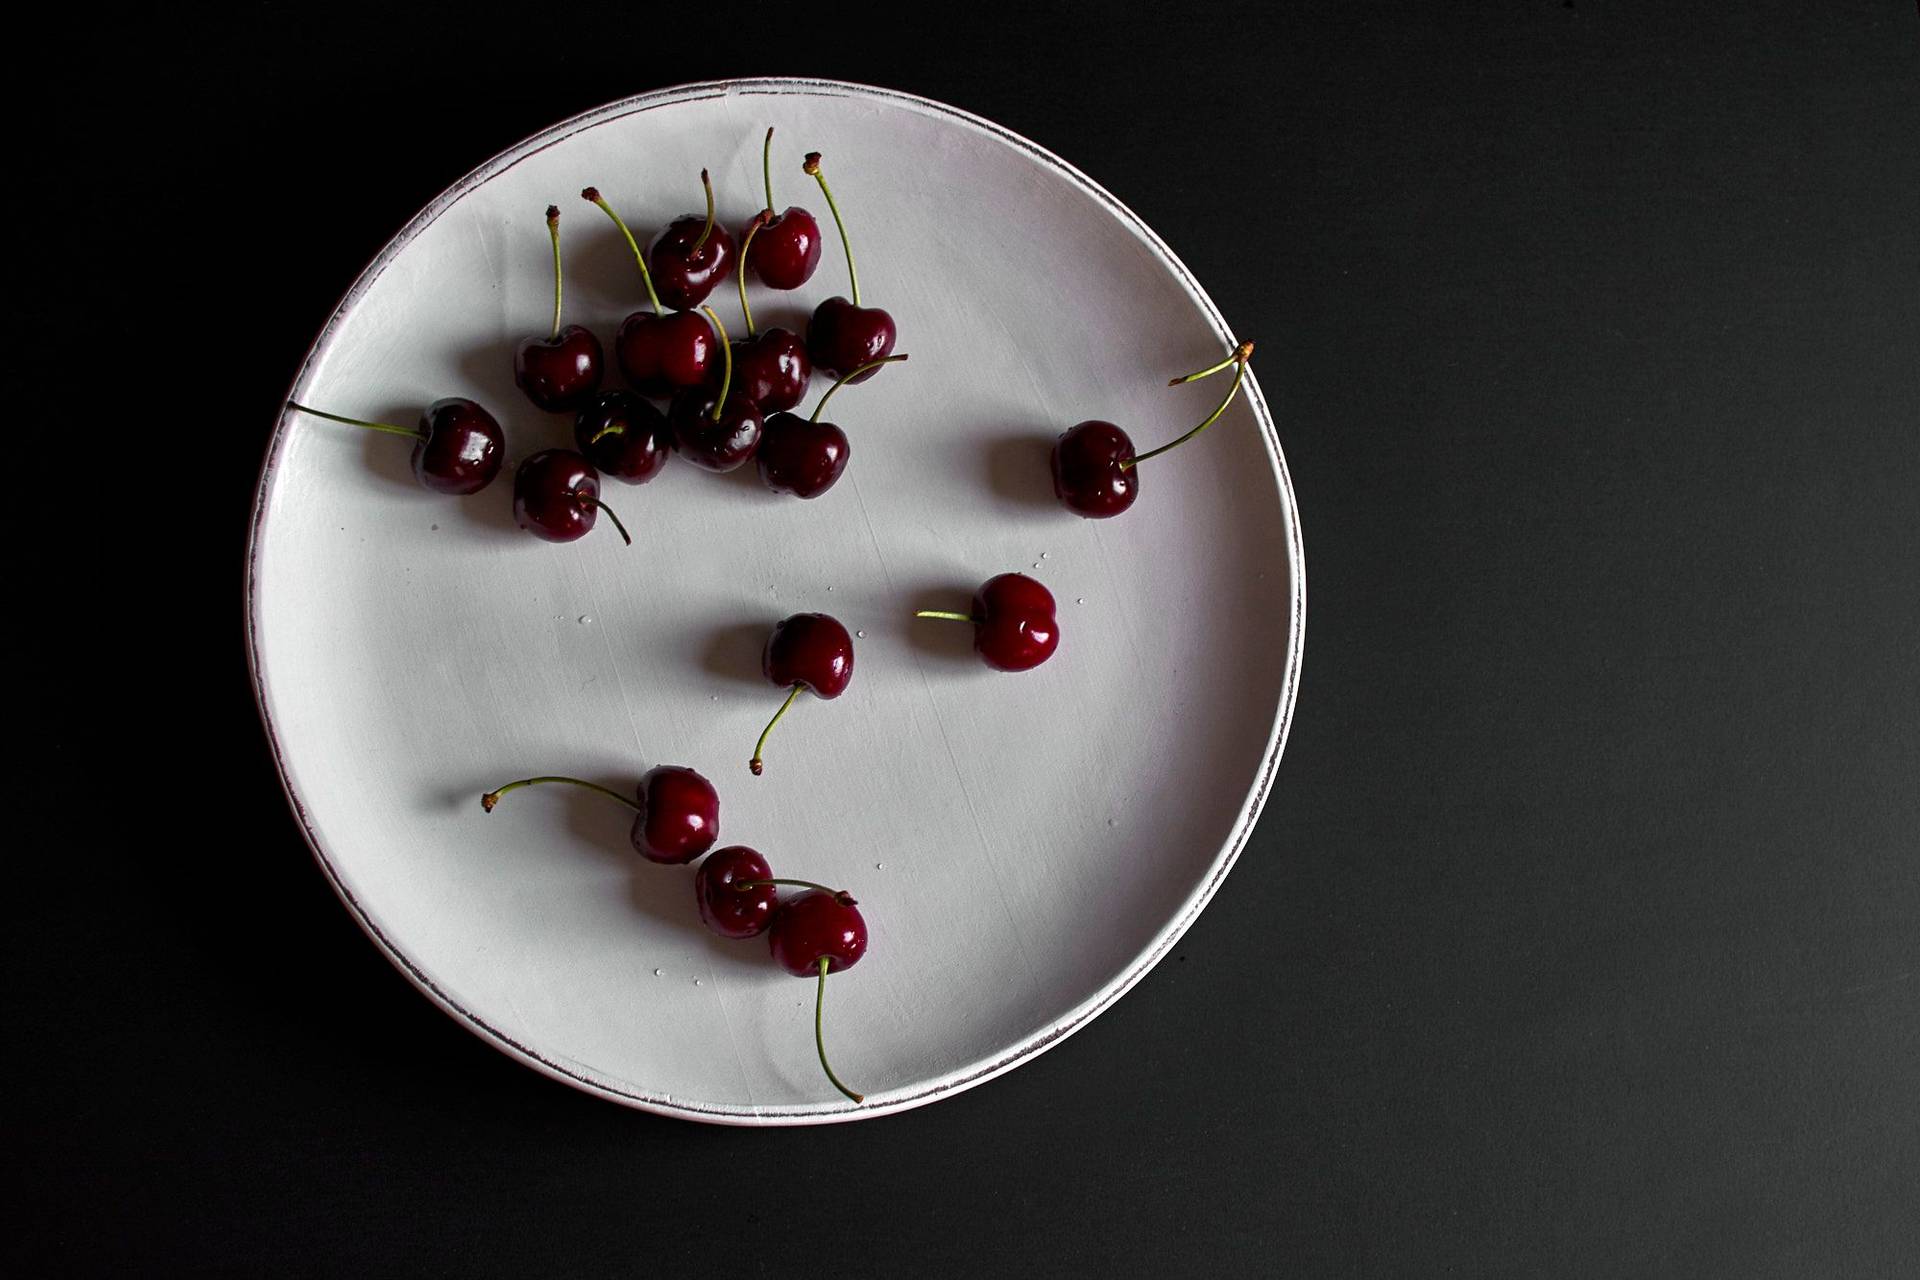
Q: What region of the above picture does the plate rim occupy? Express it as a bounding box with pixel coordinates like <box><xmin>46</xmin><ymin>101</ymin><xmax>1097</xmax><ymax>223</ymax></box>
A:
<box><xmin>244</xmin><ymin>76</ymin><xmax>1307</xmax><ymax>1125</ymax></box>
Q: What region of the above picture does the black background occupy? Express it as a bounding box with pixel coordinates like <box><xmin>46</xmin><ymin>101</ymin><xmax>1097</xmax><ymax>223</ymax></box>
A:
<box><xmin>20</xmin><ymin>2</ymin><xmax>1918</xmax><ymax>1275</ymax></box>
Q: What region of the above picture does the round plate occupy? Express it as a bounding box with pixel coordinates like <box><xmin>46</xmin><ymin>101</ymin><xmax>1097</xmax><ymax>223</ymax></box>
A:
<box><xmin>247</xmin><ymin>78</ymin><xmax>1305</xmax><ymax>1124</ymax></box>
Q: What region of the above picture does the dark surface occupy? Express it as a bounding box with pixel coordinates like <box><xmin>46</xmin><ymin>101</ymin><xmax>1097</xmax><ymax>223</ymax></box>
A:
<box><xmin>22</xmin><ymin>2</ymin><xmax>1919</xmax><ymax>1275</ymax></box>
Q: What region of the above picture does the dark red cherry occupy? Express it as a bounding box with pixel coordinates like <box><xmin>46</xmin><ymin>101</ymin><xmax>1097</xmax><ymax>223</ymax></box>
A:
<box><xmin>1050</xmin><ymin>420</ymin><xmax>1138</xmax><ymax>518</ymax></box>
<box><xmin>757</xmin><ymin>413</ymin><xmax>849</xmax><ymax>498</ymax></box>
<box><xmin>670</xmin><ymin>388</ymin><xmax>764</xmax><ymax>472</ymax></box>
<box><xmin>615</xmin><ymin>309</ymin><xmax>716</xmax><ymax>396</ymax></box>
<box><xmin>730</xmin><ymin>328</ymin><xmax>811</xmax><ymax>411</ymax></box>
<box><xmin>807</xmin><ymin>296</ymin><xmax>897</xmax><ymax>383</ymax></box>
<box><xmin>513</xmin><ymin>207</ymin><xmax>602</xmax><ymax>411</ymax></box>
<box><xmin>748</xmin><ymin>207</ymin><xmax>821</xmax><ymax>290</ymax></box>
<box><xmin>769</xmin><ymin>889</ymin><xmax>867</xmax><ymax>977</ymax></box>
<box><xmin>972</xmin><ymin>573</ymin><xmax>1059</xmax><ymax>671</ymax></box>
<box><xmin>632</xmin><ymin>764</ymin><xmax>720</xmax><ymax>864</ymax></box>
<box><xmin>695</xmin><ymin>846</ymin><xmax>777</xmax><ymax>938</ymax></box>
<box><xmin>574</xmin><ymin>390</ymin><xmax>670</xmax><ymax>484</ymax></box>
<box><xmin>647</xmin><ymin>169</ymin><xmax>735</xmax><ymax>311</ymax></box>
<box><xmin>751</xmin><ymin>613</ymin><xmax>855</xmax><ymax>775</ymax></box>
<box><xmin>512</xmin><ymin>449</ymin><xmax>630</xmax><ymax>544</ymax></box>
<box><xmin>287</xmin><ymin>398</ymin><xmax>506</xmax><ymax>495</ymax></box>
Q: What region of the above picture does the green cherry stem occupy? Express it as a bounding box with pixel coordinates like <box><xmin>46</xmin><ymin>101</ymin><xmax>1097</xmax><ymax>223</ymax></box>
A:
<box><xmin>913</xmin><ymin>610</ymin><xmax>975</xmax><ymax>623</ymax></box>
<box><xmin>577</xmin><ymin>492</ymin><xmax>633</xmax><ymax>546</ymax></box>
<box><xmin>737</xmin><ymin>210</ymin><xmax>772</xmax><ymax>337</ymax></box>
<box><xmin>809</xmin><ymin>353</ymin><xmax>910</xmax><ymax>424</ymax></box>
<box><xmin>1167</xmin><ymin>343</ymin><xmax>1250</xmax><ymax>386</ymax></box>
<box><xmin>544</xmin><ymin>205</ymin><xmax>564</xmax><ymax>340</ymax></box>
<box><xmin>701</xmin><ymin>306</ymin><xmax>733</xmax><ymax>421</ymax></box>
<box><xmin>762</xmin><ymin>125</ymin><xmax>777</xmax><ymax>212</ymax></box>
<box><xmin>803</xmin><ymin>152</ymin><xmax>861</xmax><ymax>306</ymax></box>
<box><xmin>731</xmin><ymin>877</ymin><xmax>846</xmax><ymax>895</ymax></box>
<box><xmin>749</xmin><ymin>684</ymin><xmax>804</xmax><ymax>776</ymax></box>
<box><xmin>582</xmin><ymin>187</ymin><xmax>663</xmax><ymax>315</ymax></box>
<box><xmin>690</xmin><ymin>169</ymin><xmax>718</xmax><ymax>253</ymax></box>
<box><xmin>1122</xmin><ymin>341</ymin><xmax>1256</xmax><ymax>471</ymax></box>
<box><xmin>286</xmin><ymin>402</ymin><xmax>425</xmax><ymax>442</ymax></box>
<box><xmin>817</xmin><ymin>956</ymin><xmax>863</xmax><ymax>1104</ymax></box>
<box><xmin>480</xmin><ymin>775</ymin><xmax>640</xmax><ymax>813</ymax></box>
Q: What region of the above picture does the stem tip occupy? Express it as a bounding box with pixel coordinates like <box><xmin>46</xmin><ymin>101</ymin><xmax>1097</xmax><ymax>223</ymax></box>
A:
<box><xmin>481</xmin><ymin>792</ymin><xmax>500</xmax><ymax>812</ymax></box>
<box><xmin>545</xmin><ymin>204</ymin><xmax>560</xmax><ymax>223</ymax></box>
<box><xmin>580</xmin><ymin>186</ymin><xmax>601</xmax><ymax>203</ymax></box>
<box><xmin>803</xmin><ymin>152</ymin><xmax>822</xmax><ymax>175</ymax></box>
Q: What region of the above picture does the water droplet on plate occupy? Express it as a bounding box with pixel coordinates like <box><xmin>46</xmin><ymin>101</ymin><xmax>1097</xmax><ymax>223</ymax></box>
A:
<box><xmin>1107</xmin><ymin>818</ymin><xmax>1118</xmax><ymax>827</ymax></box>
<box><xmin>653</xmin><ymin>968</ymin><xmax>663</xmax><ymax>977</ymax></box>
<box><xmin>1077</xmin><ymin>598</ymin><xmax>1087</xmax><ymax>605</ymax></box>
<box><xmin>430</xmin><ymin>523</ymin><xmax>439</xmax><ymax>531</ymax></box>
<box><xmin>1040</xmin><ymin>551</ymin><xmax>1049</xmax><ymax>559</ymax></box>
<box><xmin>855</xmin><ymin>629</ymin><xmax>867</xmax><ymax>638</ymax></box>
<box><xmin>875</xmin><ymin>862</ymin><xmax>885</xmax><ymax>870</ymax></box>
<box><xmin>693</xmin><ymin>978</ymin><xmax>703</xmax><ymax>987</ymax></box>
<box><xmin>577</xmin><ymin>615</ymin><xmax>592</xmax><ymax>625</ymax></box>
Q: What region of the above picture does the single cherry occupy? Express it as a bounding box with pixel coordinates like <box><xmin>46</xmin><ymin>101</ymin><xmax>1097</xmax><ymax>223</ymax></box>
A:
<box><xmin>574</xmin><ymin>390</ymin><xmax>671</xmax><ymax>484</ymax></box>
<box><xmin>583</xmin><ymin>188</ymin><xmax>717</xmax><ymax>394</ymax></box>
<box><xmin>1053</xmin><ymin>341</ymin><xmax>1255</xmax><ymax>518</ymax></box>
<box><xmin>512</xmin><ymin>448</ymin><xmax>631</xmax><ymax>545</ymax></box>
<box><xmin>287</xmin><ymin>398</ymin><xmax>504</xmax><ymax>495</ymax></box>
<box><xmin>513</xmin><ymin>205</ymin><xmax>603</xmax><ymax>411</ymax></box>
<box><xmin>751</xmin><ymin>613</ymin><xmax>854</xmax><ymax>776</ymax></box>
<box><xmin>757</xmin><ymin>353</ymin><xmax>908</xmax><ymax>499</ymax></box>
<box><xmin>768</xmin><ymin>885</ymin><xmax>868</xmax><ymax>1103</ymax></box>
<box><xmin>915</xmin><ymin>573</ymin><xmax>1060</xmax><ymax>671</ymax></box>
<box><xmin>802</xmin><ymin>152</ymin><xmax>897</xmax><ymax>383</ymax></box>
<box><xmin>481</xmin><ymin>765</ymin><xmax>719</xmax><ymax>865</ymax></box>
<box><xmin>648</xmin><ymin>169</ymin><xmax>736</xmax><ymax>311</ymax></box>
<box><xmin>694</xmin><ymin>846</ymin><xmax>778</xmax><ymax>939</ymax></box>
<box><xmin>742</xmin><ymin>127</ymin><xmax>822</xmax><ymax>290</ymax></box>
<box><xmin>669</xmin><ymin>307</ymin><xmax>764</xmax><ymax>471</ymax></box>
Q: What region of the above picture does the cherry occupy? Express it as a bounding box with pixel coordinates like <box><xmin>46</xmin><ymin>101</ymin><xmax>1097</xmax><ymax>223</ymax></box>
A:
<box><xmin>768</xmin><ymin>886</ymin><xmax>868</xmax><ymax>1103</ymax></box>
<box><xmin>481</xmin><ymin>765</ymin><xmax>719</xmax><ymax>865</ymax></box>
<box><xmin>915</xmin><ymin>573</ymin><xmax>1060</xmax><ymax>671</ymax></box>
<box><xmin>742</xmin><ymin>127</ymin><xmax>822</xmax><ymax>290</ymax></box>
<box><xmin>513</xmin><ymin>206</ymin><xmax>603</xmax><ymax>412</ymax></box>
<box><xmin>583</xmin><ymin>188</ymin><xmax>717</xmax><ymax>395</ymax></box>
<box><xmin>669</xmin><ymin>308</ymin><xmax>764</xmax><ymax>471</ymax></box>
<box><xmin>757</xmin><ymin>353</ymin><xmax>908</xmax><ymax>499</ymax></box>
<box><xmin>287</xmin><ymin>398</ymin><xmax>504</xmax><ymax>495</ymax></box>
<box><xmin>574</xmin><ymin>390</ymin><xmax>671</xmax><ymax>485</ymax></box>
<box><xmin>802</xmin><ymin>153</ymin><xmax>897</xmax><ymax>383</ymax></box>
<box><xmin>694</xmin><ymin>846</ymin><xmax>778</xmax><ymax>939</ymax></box>
<box><xmin>648</xmin><ymin>169</ymin><xmax>735</xmax><ymax>311</ymax></box>
<box><xmin>731</xmin><ymin>328</ymin><xmax>812</xmax><ymax>412</ymax></box>
<box><xmin>750</xmin><ymin>613</ymin><xmax>854</xmax><ymax>776</ymax></box>
<box><xmin>1053</xmin><ymin>341</ymin><xmax>1254</xmax><ymax>519</ymax></box>
<box><xmin>512</xmin><ymin>448</ymin><xmax>631</xmax><ymax>545</ymax></box>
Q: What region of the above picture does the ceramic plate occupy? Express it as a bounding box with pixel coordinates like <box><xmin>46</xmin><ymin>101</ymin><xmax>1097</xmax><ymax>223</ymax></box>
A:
<box><xmin>247</xmin><ymin>78</ymin><xmax>1305</xmax><ymax>1124</ymax></box>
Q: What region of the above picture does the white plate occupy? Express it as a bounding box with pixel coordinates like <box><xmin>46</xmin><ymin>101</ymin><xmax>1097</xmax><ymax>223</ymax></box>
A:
<box><xmin>247</xmin><ymin>78</ymin><xmax>1305</xmax><ymax>1124</ymax></box>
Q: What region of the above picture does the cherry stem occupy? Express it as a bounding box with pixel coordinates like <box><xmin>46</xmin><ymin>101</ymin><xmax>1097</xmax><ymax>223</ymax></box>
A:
<box><xmin>702</xmin><ymin>306</ymin><xmax>733</xmax><ymax>420</ymax></box>
<box><xmin>762</xmin><ymin>126</ymin><xmax>776</xmax><ymax>212</ymax></box>
<box><xmin>690</xmin><ymin>169</ymin><xmax>717</xmax><ymax>253</ymax></box>
<box><xmin>816</xmin><ymin>956</ymin><xmax>863</xmax><ymax>1104</ymax></box>
<box><xmin>582</xmin><ymin>187</ymin><xmax>663</xmax><ymax>315</ymax></box>
<box><xmin>287</xmin><ymin>402</ymin><xmax>425</xmax><ymax>442</ymax></box>
<box><xmin>737</xmin><ymin>211</ymin><xmax>771</xmax><ymax>338</ymax></box>
<box><xmin>588</xmin><ymin>422</ymin><xmax>626</xmax><ymax>445</ymax></box>
<box><xmin>804</xmin><ymin>152</ymin><xmax>861</xmax><ymax>306</ymax></box>
<box><xmin>732</xmin><ymin>877</ymin><xmax>844</xmax><ymax>895</ymax></box>
<box><xmin>749</xmin><ymin>683</ymin><xmax>804</xmax><ymax>776</ymax></box>
<box><xmin>1168</xmin><ymin>340</ymin><xmax>1254</xmax><ymax>386</ymax></box>
<box><xmin>545</xmin><ymin>205</ymin><xmax>564</xmax><ymax>341</ymax></box>
<box><xmin>480</xmin><ymin>775</ymin><xmax>639</xmax><ymax>813</ymax></box>
<box><xmin>1123</xmin><ymin>343</ymin><xmax>1255</xmax><ymax>470</ymax></box>
<box><xmin>913</xmin><ymin>610</ymin><xmax>975</xmax><ymax>624</ymax></box>
<box><xmin>809</xmin><ymin>353</ymin><xmax>910</xmax><ymax>424</ymax></box>
<box><xmin>578</xmin><ymin>493</ymin><xmax>633</xmax><ymax>545</ymax></box>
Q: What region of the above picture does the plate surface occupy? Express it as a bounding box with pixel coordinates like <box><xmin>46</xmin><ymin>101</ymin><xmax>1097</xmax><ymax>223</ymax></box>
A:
<box><xmin>248</xmin><ymin>79</ymin><xmax>1304</xmax><ymax>1124</ymax></box>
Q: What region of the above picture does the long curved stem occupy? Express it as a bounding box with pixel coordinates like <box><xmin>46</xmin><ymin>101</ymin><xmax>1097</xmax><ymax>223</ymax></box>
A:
<box><xmin>480</xmin><ymin>775</ymin><xmax>639</xmax><ymax>813</ymax></box>
<box><xmin>1123</xmin><ymin>343</ymin><xmax>1255</xmax><ymax>471</ymax></box>
<box><xmin>737</xmin><ymin>212</ymin><xmax>769</xmax><ymax>338</ymax></box>
<box><xmin>913</xmin><ymin>610</ymin><xmax>974</xmax><ymax>623</ymax></box>
<box><xmin>749</xmin><ymin>683</ymin><xmax>804</xmax><ymax>776</ymax></box>
<box><xmin>762</xmin><ymin>126</ymin><xmax>776</xmax><ymax>212</ymax></box>
<box><xmin>1167</xmin><ymin>344</ymin><xmax>1250</xmax><ymax>386</ymax></box>
<box><xmin>732</xmin><ymin>877</ymin><xmax>844</xmax><ymax>895</ymax></box>
<box><xmin>816</xmin><ymin>956</ymin><xmax>863</xmax><ymax>1104</ymax></box>
<box><xmin>702</xmin><ymin>306</ymin><xmax>733</xmax><ymax>420</ymax></box>
<box><xmin>545</xmin><ymin>205</ymin><xmax>564</xmax><ymax>340</ymax></box>
<box><xmin>804</xmin><ymin>152</ymin><xmax>860</xmax><ymax>306</ymax></box>
<box><xmin>579</xmin><ymin>495</ymin><xmax>632</xmax><ymax>545</ymax></box>
<box><xmin>691</xmin><ymin>169</ymin><xmax>717</xmax><ymax>252</ymax></box>
<box><xmin>809</xmin><ymin>353</ymin><xmax>910</xmax><ymax>424</ymax></box>
<box><xmin>287</xmin><ymin>402</ymin><xmax>424</xmax><ymax>441</ymax></box>
<box><xmin>582</xmin><ymin>187</ymin><xmax>663</xmax><ymax>315</ymax></box>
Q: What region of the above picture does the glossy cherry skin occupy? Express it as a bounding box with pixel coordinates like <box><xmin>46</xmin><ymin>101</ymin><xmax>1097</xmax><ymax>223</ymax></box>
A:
<box><xmin>807</xmin><ymin>296</ymin><xmax>897</xmax><ymax>383</ymax></box>
<box><xmin>695</xmin><ymin>846</ymin><xmax>778</xmax><ymax>938</ymax></box>
<box><xmin>413</xmin><ymin>398</ymin><xmax>505</xmax><ymax>494</ymax></box>
<box><xmin>769</xmin><ymin>889</ymin><xmax>868</xmax><ymax>976</ymax></box>
<box><xmin>972</xmin><ymin>573</ymin><xmax>1059</xmax><ymax>671</ymax></box>
<box><xmin>669</xmin><ymin>388</ymin><xmax>764</xmax><ymax>472</ymax></box>
<box><xmin>764</xmin><ymin>613</ymin><xmax>854</xmax><ymax>697</ymax></box>
<box><xmin>1050</xmin><ymin>420</ymin><xmax>1138</xmax><ymax>518</ymax></box>
<box><xmin>574</xmin><ymin>391</ymin><xmax>671</xmax><ymax>484</ymax></box>
<box><xmin>757</xmin><ymin>412</ymin><xmax>849</xmax><ymax>499</ymax></box>
<box><xmin>731</xmin><ymin>329</ymin><xmax>811</xmax><ymax>411</ymax></box>
<box><xmin>630</xmin><ymin>764</ymin><xmax>720</xmax><ymax>865</ymax></box>
<box><xmin>514</xmin><ymin>324</ymin><xmax>603</xmax><ymax>412</ymax></box>
<box><xmin>745</xmin><ymin>206</ymin><xmax>822</xmax><ymax>290</ymax></box>
<box><xmin>615</xmin><ymin>310</ymin><xmax>716</xmax><ymax>396</ymax></box>
<box><xmin>648</xmin><ymin>216</ymin><xmax>736</xmax><ymax>311</ymax></box>
<box><xmin>512</xmin><ymin>449</ymin><xmax>602</xmax><ymax>542</ymax></box>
